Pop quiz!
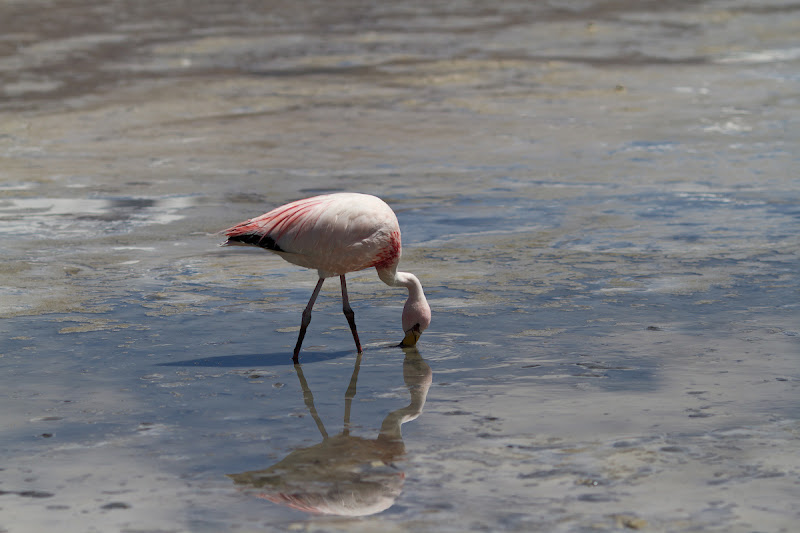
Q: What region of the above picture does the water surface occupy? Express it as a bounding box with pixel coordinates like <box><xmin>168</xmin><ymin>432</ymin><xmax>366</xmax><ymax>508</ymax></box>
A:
<box><xmin>1</xmin><ymin>1</ymin><xmax>798</xmax><ymax>532</ymax></box>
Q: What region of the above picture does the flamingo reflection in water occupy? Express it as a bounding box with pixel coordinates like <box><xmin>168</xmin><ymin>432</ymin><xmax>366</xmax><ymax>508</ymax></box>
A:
<box><xmin>227</xmin><ymin>348</ymin><xmax>432</xmax><ymax>516</ymax></box>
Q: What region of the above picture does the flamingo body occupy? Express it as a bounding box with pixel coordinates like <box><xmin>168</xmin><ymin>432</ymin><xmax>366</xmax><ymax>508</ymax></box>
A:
<box><xmin>221</xmin><ymin>193</ymin><xmax>430</xmax><ymax>361</ymax></box>
<box><xmin>223</xmin><ymin>193</ymin><xmax>401</xmax><ymax>278</ymax></box>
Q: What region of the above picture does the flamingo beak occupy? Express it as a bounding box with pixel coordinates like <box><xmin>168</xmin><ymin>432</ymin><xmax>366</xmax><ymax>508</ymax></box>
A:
<box><xmin>400</xmin><ymin>324</ymin><xmax>422</xmax><ymax>347</ymax></box>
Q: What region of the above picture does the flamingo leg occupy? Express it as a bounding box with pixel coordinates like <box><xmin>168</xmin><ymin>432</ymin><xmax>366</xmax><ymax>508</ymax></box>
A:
<box><xmin>340</xmin><ymin>275</ymin><xmax>363</xmax><ymax>354</ymax></box>
<box><xmin>293</xmin><ymin>277</ymin><xmax>325</xmax><ymax>363</ymax></box>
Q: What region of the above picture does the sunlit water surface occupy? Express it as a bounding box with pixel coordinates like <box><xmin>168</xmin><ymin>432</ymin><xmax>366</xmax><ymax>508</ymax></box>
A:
<box><xmin>1</xmin><ymin>1</ymin><xmax>798</xmax><ymax>532</ymax></box>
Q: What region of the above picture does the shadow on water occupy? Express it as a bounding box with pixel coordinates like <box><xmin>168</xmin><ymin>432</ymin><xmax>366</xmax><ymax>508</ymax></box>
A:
<box><xmin>157</xmin><ymin>350</ymin><xmax>353</xmax><ymax>367</ymax></box>
<box><xmin>227</xmin><ymin>347</ymin><xmax>432</xmax><ymax>516</ymax></box>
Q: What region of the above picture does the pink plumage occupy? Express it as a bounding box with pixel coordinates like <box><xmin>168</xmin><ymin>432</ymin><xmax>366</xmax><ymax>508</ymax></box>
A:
<box><xmin>223</xmin><ymin>193</ymin><xmax>401</xmax><ymax>278</ymax></box>
<box><xmin>221</xmin><ymin>193</ymin><xmax>430</xmax><ymax>361</ymax></box>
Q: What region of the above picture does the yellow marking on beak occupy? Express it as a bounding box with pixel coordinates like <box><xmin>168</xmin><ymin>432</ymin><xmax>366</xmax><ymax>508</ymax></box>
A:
<box><xmin>401</xmin><ymin>327</ymin><xmax>421</xmax><ymax>347</ymax></box>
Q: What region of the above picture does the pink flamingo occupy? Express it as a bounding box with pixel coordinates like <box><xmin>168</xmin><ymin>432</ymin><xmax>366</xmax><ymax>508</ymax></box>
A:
<box><xmin>221</xmin><ymin>193</ymin><xmax>431</xmax><ymax>362</ymax></box>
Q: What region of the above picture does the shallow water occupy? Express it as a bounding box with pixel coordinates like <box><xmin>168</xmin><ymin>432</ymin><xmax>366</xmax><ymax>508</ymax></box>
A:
<box><xmin>1</xmin><ymin>1</ymin><xmax>799</xmax><ymax>531</ymax></box>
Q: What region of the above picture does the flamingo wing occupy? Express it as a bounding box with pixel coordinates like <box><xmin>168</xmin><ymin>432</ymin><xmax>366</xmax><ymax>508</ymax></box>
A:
<box><xmin>222</xmin><ymin>195</ymin><xmax>329</xmax><ymax>252</ymax></box>
<box><xmin>222</xmin><ymin>193</ymin><xmax>401</xmax><ymax>277</ymax></box>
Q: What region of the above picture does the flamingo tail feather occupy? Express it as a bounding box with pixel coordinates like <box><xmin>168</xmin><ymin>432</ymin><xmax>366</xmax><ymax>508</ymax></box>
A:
<box><xmin>223</xmin><ymin>231</ymin><xmax>284</xmax><ymax>252</ymax></box>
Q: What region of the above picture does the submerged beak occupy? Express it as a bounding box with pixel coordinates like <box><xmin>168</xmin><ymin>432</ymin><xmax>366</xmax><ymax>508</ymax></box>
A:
<box><xmin>400</xmin><ymin>324</ymin><xmax>422</xmax><ymax>347</ymax></box>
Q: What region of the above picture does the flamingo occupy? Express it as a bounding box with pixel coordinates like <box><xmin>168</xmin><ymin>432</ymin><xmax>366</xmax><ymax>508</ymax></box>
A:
<box><xmin>220</xmin><ymin>193</ymin><xmax>431</xmax><ymax>362</ymax></box>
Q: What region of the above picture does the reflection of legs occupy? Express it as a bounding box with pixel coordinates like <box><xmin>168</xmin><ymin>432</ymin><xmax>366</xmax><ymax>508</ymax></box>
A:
<box><xmin>343</xmin><ymin>352</ymin><xmax>363</xmax><ymax>435</ymax></box>
<box><xmin>294</xmin><ymin>362</ymin><xmax>328</xmax><ymax>439</ymax></box>
<box><xmin>340</xmin><ymin>275</ymin><xmax>362</xmax><ymax>353</ymax></box>
<box><xmin>293</xmin><ymin>278</ymin><xmax>325</xmax><ymax>363</ymax></box>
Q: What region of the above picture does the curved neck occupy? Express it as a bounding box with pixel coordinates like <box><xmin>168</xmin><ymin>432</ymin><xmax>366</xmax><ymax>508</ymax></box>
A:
<box><xmin>378</xmin><ymin>268</ymin><xmax>420</xmax><ymax>292</ymax></box>
<box><xmin>378</xmin><ymin>266</ymin><xmax>430</xmax><ymax>335</ymax></box>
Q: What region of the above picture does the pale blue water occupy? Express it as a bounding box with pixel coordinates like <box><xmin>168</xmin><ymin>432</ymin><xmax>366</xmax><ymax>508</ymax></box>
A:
<box><xmin>2</xmin><ymin>1</ymin><xmax>799</xmax><ymax>532</ymax></box>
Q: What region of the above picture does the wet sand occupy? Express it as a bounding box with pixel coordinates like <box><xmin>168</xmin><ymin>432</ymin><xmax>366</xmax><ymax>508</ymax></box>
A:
<box><xmin>1</xmin><ymin>1</ymin><xmax>799</xmax><ymax>532</ymax></box>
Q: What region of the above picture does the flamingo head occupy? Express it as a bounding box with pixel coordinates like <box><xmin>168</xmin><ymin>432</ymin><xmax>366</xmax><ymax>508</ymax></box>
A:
<box><xmin>400</xmin><ymin>296</ymin><xmax>431</xmax><ymax>347</ymax></box>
